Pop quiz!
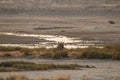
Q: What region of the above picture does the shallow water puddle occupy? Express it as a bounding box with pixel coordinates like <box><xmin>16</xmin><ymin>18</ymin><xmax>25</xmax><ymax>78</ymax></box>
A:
<box><xmin>0</xmin><ymin>32</ymin><xmax>101</xmax><ymax>48</ymax></box>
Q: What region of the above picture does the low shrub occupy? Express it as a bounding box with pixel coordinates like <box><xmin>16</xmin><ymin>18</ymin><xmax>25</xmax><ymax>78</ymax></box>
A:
<box><xmin>82</xmin><ymin>48</ymin><xmax>99</xmax><ymax>59</ymax></box>
<box><xmin>0</xmin><ymin>61</ymin><xmax>94</xmax><ymax>72</ymax></box>
<box><xmin>112</xmin><ymin>52</ymin><xmax>120</xmax><ymax>60</ymax></box>
<box><xmin>0</xmin><ymin>47</ymin><xmax>21</xmax><ymax>51</ymax></box>
<box><xmin>108</xmin><ymin>20</ymin><xmax>115</xmax><ymax>24</ymax></box>
<box><xmin>20</xmin><ymin>49</ymin><xmax>33</xmax><ymax>57</ymax></box>
<box><xmin>76</xmin><ymin>53</ymin><xmax>84</xmax><ymax>59</ymax></box>
<box><xmin>3</xmin><ymin>53</ymin><xmax>12</xmax><ymax>57</ymax></box>
<box><xmin>53</xmin><ymin>50</ymin><xmax>68</xmax><ymax>59</ymax></box>
<box><xmin>0</xmin><ymin>45</ymin><xmax>120</xmax><ymax>60</ymax></box>
<box><xmin>97</xmin><ymin>51</ymin><xmax>111</xmax><ymax>59</ymax></box>
<box><xmin>0</xmin><ymin>75</ymin><xmax>71</xmax><ymax>80</ymax></box>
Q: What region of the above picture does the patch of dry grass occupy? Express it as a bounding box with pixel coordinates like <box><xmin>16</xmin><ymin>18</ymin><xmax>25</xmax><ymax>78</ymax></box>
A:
<box><xmin>0</xmin><ymin>75</ymin><xmax>71</xmax><ymax>80</ymax></box>
<box><xmin>37</xmin><ymin>75</ymin><xmax>71</xmax><ymax>80</ymax></box>
<box><xmin>0</xmin><ymin>45</ymin><xmax>120</xmax><ymax>60</ymax></box>
<box><xmin>1</xmin><ymin>75</ymin><xmax>120</xmax><ymax>80</ymax></box>
<box><xmin>111</xmin><ymin>77</ymin><xmax>120</xmax><ymax>80</ymax></box>
<box><xmin>0</xmin><ymin>61</ymin><xmax>95</xmax><ymax>72</ymax></box>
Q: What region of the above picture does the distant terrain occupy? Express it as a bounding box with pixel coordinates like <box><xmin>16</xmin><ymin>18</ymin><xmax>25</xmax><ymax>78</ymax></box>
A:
<box><xmin>0</xmin><ymin>0</ymin><xmax>120</xmax><ymax>45</ymax></box>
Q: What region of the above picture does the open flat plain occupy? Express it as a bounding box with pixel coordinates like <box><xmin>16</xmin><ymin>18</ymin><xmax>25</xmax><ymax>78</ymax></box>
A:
<box><xmin>0</xmin><ymin>0</ymin><xmax>120</xmax><ymax>46</ymax></box>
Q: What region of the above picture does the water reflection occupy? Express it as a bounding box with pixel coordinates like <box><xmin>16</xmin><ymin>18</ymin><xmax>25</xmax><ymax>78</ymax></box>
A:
<box><xmin>0</xmin><ymin>32</ymin><xmax>102</xmax><ymax>48</ymax></box>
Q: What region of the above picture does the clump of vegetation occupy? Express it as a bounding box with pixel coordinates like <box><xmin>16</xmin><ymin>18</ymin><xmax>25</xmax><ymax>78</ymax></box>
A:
<box><xmin>108</xmin><ymin>20</ymin><xmax>115</xmax><ymax>24</ymax></box>
<box><xmin>2</xmin><ymin>53</ymin><xmax>12</xmax><ymax>58</ymax></box>
<box><xmin>0</xmin><ymin>75</ymin><xmax>119</xmax><ymax>80</ymax></box>
<box><xmin>20</xmin><ymin>48</ymin><xmax>33</xmax><ymax>57</ymax></box>
<box><xmin>0</xmin><ymin>61</ymin><xmax>95</xmax><ymax>72</ymax></box>
<box><xmin>82</xmin><ymin>47</ymin><xmax>99</xmax><ymax>59</ymax></box>
<box><xmin>1</xmin><ymin>75</ymin><xmax>29</xmax><ymax>80</ymax></box>
<box><xmin>0</xmin><ymin>46</ymin><xmax>21</xmax><ymax>51</ymax></box>
<box><xmin>0</xmin><ymin>75</ymin><xmax>71</xmax><ymax>80</ymax></box>
<box><xmin>112</xmin><ymin>52</ymin><xmax>120</xmax><ymax>60</ymax></box>
<box><xmin>0</xmin><ymin>45</ymin><xmax>120</xmax><ymax>60</ymax></box>
<box><xmin>52</xmin><ymin>43</ymin><xmax>68</xmax><ymax>59</ymax></box>
<box><xmin>53</xmin><ymin>50</ymin><xmax>68</xmax><ymax>59</ymax></box>
<box><xmin>81</xmin><ymin>47</ymin><xmax>112</xmax><ymax>59</ymax></box>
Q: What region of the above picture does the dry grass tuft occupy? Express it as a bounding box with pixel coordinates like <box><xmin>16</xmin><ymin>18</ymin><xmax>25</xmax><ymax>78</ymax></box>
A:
<box><xmin>37</xmin><ymin>75</ymin><xmax>71</xmax><ymax>80</ymax></box>
<box><xmin>5</xmin><ymin>74</ymin><xmax>29</xmax><ymax>80</ymax></box>
<box><xmin>111</xmin><ymin>77</ymin><xmax>120</xmax><ymax>80</ymax></box>
<box><xmin>81</xmin><ymin>77</ymin><xmax>91</xmax><ymax>80</ymax></box>
<box><xmin>1</xmin><ymin>75</ymin><xmax>71</xmax><ymax>80</ymax></box>
<box><xmin>0</xmin><ymin>45</ymin><xmax>120</xmax><ymax>60</ymax></box>
<box><xmin>0</xmin><ymin>75</ymin><xmax>120</xmax><ymax>80</ymax></box>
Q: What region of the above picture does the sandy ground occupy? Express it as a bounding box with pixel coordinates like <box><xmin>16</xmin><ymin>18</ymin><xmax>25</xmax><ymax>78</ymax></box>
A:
<box><xmin>0</xmin><ymin>15</ymin><xmax>120</xmax><ymax>45</ymax></box>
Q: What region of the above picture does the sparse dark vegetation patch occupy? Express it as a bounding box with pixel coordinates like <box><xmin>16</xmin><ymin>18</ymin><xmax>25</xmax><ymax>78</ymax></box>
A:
<box><xmin>33</xmin><ymin>26</ymin><xmax>75</xmax><ymax>30</ymax></box>
<box><xmin>0</xmin><ymin>61</ymin><xmax>95</xmax><ymax>72</ymax></box>
<box><xmin>0</xmin><ymin>75</ymin><xmax>119</xmax><ymax>80</ymax></box>
<box><xmin>108</xmin><ymin>21</ymin><xmax>115</xmax><ymax>24</ymax></box>
<box><xmin>0</xmin><ymin>46</ymin><xmax>21</xmax><ymax>51</ymax></box>
<box><xmin>53</xmin><ymin>50</ymin><xmax>68</xmax><ymax>59</ymax></box>
<box><xmin>3</xmin><ymin>53</ymin><xmax>12</xmax><ymax>58</ymax></box>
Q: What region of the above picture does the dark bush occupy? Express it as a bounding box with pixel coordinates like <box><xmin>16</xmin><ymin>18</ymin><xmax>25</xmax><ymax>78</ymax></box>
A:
<box><xmin>112</xmin><ymin>52</ymin><xmax>120</xmax><ymax>60</ymax></box>
<box><xmin>83</xmin><ymin>49</ymin><xmax>99</xmax><ymax>59</ymax></box>
<box><xmin>97</xmin><ymin>51</ymin><xmax>111</xmax><ymax>59</ymax></box>
<box><xmin>21</xmin><ymin>49</ymin><xmax>33</xmax><ymax>57</ymax></box>
<box><xmin>108</xmin><ymin>20</ymin><xmax>115</xmax><ymax>24</ymax></box>
<box><xmin>0</xmin><ymin>47</ymin><xmax>22</xmax><ymax>51</ymax></box>
<box><xmin>76</xmin><ymin>53</ymin><xmax>84</xmax><ymax>59</ymax></box>
<box><xmin>53</xmin><ymin>50</ymin><xmax>68</xmax><ymax>59</ymax></box>
<box><xmin>0</xmin><ymin>61</ymin><xmax>92</xmax><ymax>72</ymax></box>
<box><xmin>3</xmin><ymin>53</ymin><xmax>12</xmax><ymax>57</ymax></box>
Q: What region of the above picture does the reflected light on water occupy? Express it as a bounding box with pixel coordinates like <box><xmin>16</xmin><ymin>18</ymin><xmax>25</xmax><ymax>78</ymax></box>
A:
<box><xmin>0</xmin><ymin>32</ymin><xmax>103</xmax><ymax>49</ymax></box>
